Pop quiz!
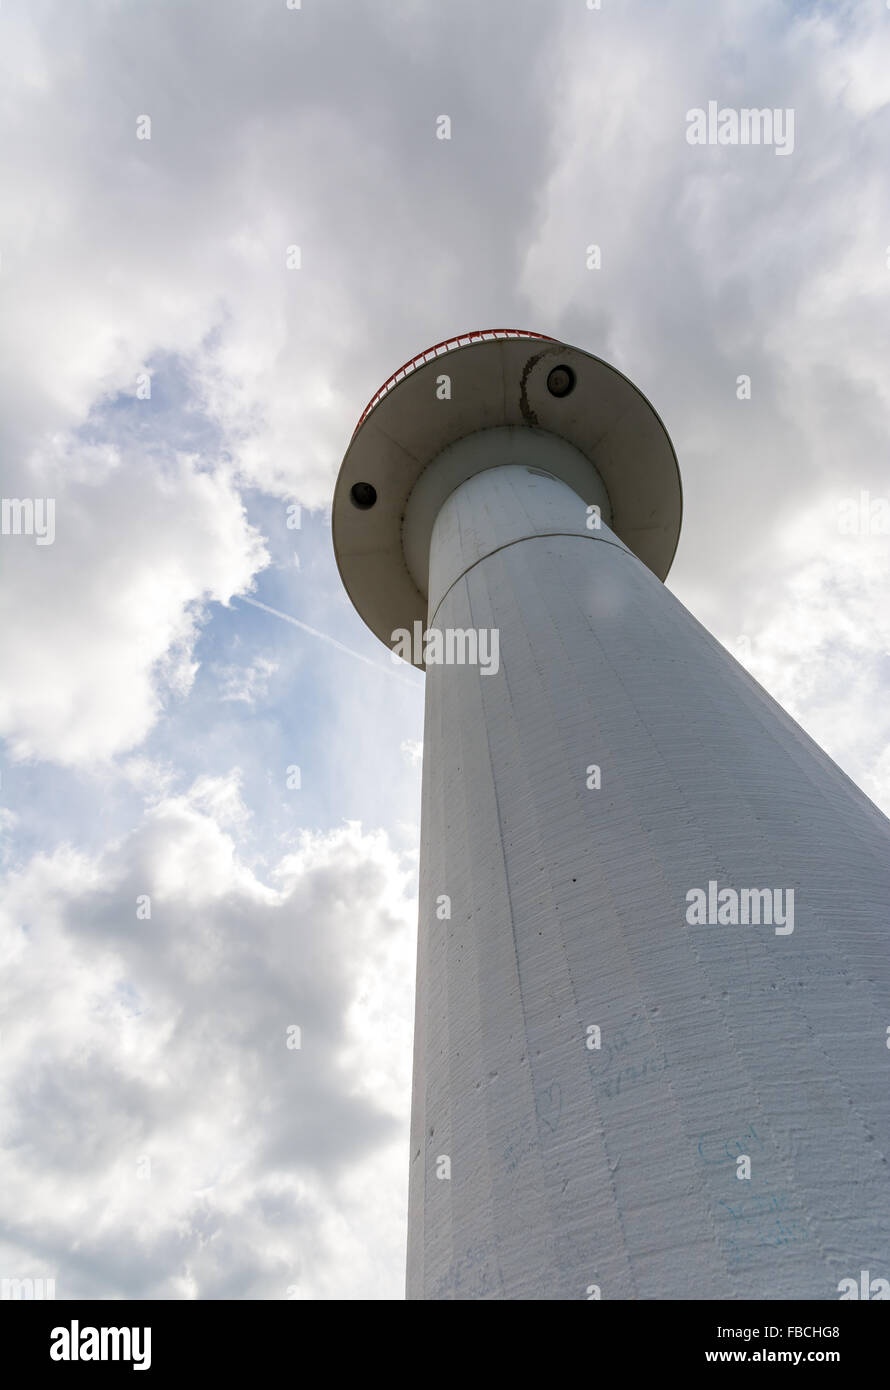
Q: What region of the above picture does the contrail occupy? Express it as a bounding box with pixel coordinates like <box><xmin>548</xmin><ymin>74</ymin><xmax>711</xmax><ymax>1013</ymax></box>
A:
<box><xmin>234</xmin><ymin>595</ymin><xmax>420</xmax><ymax>689</ymax></box>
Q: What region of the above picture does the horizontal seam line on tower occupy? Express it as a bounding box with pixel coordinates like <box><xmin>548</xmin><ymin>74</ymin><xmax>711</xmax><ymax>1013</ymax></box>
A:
<box><xmin>428</xmin><ymin>531</ymin><xmax>633</xmax><ymax>626</ymax></box>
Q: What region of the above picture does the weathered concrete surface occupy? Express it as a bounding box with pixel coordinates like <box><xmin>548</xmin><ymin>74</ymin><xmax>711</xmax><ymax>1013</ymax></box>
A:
<box><xmin>407</xmin><ymin>464</ymin><xmax>890</xmax><ymax>1300</ymax></box>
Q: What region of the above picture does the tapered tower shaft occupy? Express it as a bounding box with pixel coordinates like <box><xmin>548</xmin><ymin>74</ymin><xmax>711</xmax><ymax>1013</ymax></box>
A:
<box><xmin>407</xmin><ymin>459</ymin><xmax>890</xmax><ymax>1299</ymax></box>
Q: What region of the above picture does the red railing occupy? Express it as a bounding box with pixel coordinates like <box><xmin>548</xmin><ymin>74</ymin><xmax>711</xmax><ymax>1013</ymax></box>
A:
<box><xmin>352</xmin><ymin>328</ymin><xmax>556</xmax><ymax>436</ymax></box>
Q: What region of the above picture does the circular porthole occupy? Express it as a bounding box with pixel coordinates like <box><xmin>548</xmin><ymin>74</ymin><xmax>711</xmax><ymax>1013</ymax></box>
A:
<box><xmin>349</xmin><ymin>481</ymin><xmax>377</xmax><ymax>510</ymax></box>
<box><xmin>546</xmin><ymin>364</ymin><xmax>576</xmax><ymax>398</ymax></box>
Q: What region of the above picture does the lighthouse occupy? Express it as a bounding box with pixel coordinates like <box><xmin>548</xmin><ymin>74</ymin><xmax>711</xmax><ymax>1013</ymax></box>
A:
<box><xmin>333</xmin><ymin>330</ymin><xmax>890</xmax><ymax>1301</ymax></box>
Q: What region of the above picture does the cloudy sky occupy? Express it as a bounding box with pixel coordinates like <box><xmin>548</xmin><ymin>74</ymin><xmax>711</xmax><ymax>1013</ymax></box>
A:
<box><xmin>1</xmin><ymin>0</ymin><xmax>888</xmax><ymax>1300</ymax></box>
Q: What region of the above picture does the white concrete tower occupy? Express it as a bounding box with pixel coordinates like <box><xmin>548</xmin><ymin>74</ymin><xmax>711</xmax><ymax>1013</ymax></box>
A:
<box><xmin>333</xmin><ymin>330</ymin><xmax>890</xmax><ymax>1301</ymax></box>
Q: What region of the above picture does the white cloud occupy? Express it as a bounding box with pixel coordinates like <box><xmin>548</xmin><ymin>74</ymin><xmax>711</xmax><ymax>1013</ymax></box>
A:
<box><xmin>712</xmin><ymin>498</ymin><xmax>890</xmax><ymax>814</ymax></box>
<box><xmin>0</xmin><ymin>776</ymin><xmax>415</xmax><ymax>1298</ymax></box>
<box><xmin>0</xmin><ymin>447</ymin><xmax>268</xmax><ymax>765</ymax></box>
<box><xmin>216</xmin><ymin>656</ymin><xmax>279</xmax><ymax>706</ymax></box>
